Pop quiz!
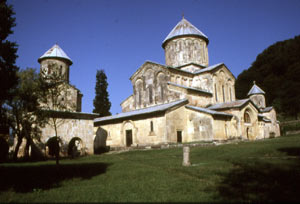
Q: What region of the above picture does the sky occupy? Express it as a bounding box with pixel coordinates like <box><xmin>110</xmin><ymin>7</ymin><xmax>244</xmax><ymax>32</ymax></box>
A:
<box><xmin>8</xmin><ymin>0</ymin><xmax>300</xmax><ymax>115</ymax></box>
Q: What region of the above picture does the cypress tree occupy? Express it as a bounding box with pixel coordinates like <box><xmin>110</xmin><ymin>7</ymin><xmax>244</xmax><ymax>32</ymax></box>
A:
<box><xmin>0</xmin><ymin>0</ymin><xmax>19</xmax><ymax>127</ymax></box>
<box><xmin>93</xmin><ymin>69</ymin><xmax>111</xmax><ymax>116</ymax></box>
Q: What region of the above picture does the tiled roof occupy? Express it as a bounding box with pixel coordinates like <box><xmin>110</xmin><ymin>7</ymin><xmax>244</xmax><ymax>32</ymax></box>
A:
<box><xmin>167</xmin><ymin>63</ymin><xmax>224</xmax><ymax>75</ymax></box>
<box><xmin>193</xmin><ymin>63</ymin><xmax>224</xmax><ymax>74</ymax></box>
<box><xmin>38</xmin><ymin>44</ymin><xmax>73</xmax><ymax>65</ymax></box>
<box><xmin>162</xmin><ymin>17</ymin><xmax>208</xmax><ymax>48</ymax></box>
<box><xmin>94</xmin><ymin>99</ymin><xmax>188</xmax><ymax>124</ymax></box>
<box><xmin>186</xmin><ymin>105</ymin><xmax>233</xmax><ymax>117</ymax></box>
<box><xmin>208</xmin><ymin>99</ymin><xmax>250</xmax><ymax>110</ymax></box>
<box><xmin>261</xmin><ymin>106</ymin><xmax>273</xmax><ymax>112</ymax></box>
<box><xmin>248</xmin><ymin>82</ymin><xmax>265</xmax><ymax>96</ymax></box>
<box><xmin>168</xmin><ymin>82</ymin><xmax>212</xmax><ymax>95</ymax></box>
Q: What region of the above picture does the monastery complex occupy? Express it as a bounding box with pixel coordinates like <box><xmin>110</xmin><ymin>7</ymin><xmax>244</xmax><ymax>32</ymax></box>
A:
<box><xmin>36</xmin><ymin>17</ymin><xmax>280</xmax><ymax>155</ymax></box>
<box><xmin>93</xmin><ymin>17</ymin><xmax>280</xmax><ymax>148</ymax></box>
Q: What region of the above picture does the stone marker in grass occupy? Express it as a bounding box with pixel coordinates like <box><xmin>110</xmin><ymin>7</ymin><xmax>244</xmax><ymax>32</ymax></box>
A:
<box><xmin>183</xmin><ymin>146</ymin><xmax>191</xmax><ymax>166</ymax></box>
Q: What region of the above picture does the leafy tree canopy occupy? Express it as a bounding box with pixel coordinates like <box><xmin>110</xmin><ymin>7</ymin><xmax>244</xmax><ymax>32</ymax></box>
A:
<box><xmin>235</xmin><ymin>35</ymin><xmax>300</xmax><ymax>119</ymax></box>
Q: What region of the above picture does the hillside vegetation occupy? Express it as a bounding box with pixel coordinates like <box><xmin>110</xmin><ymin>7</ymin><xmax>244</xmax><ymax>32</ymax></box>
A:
<box><xmin>235</xmin><ymin>35</ymin><xmax>300</xmax><ymax>119</ymax></box>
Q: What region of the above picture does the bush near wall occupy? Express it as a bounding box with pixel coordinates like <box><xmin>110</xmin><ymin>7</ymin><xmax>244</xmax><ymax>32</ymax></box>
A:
<box><xmin>280</xmin><ymin>120</ymin><xmax>300</xmax><ymax>135</ymax></box>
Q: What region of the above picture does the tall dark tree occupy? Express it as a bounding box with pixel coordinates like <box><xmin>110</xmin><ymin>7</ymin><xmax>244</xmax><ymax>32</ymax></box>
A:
<box><xmin>93</xmin><ymin>69</ymin><xmax>111</xmax><ymax>116</ymax></box>
<box><xmin>0</xmin><ymin>0</ymin><xmax>19</xmax><ymax>126</ymax></box>
<box><xmin>235</xmin><ymin>35</ymin><xmax>300</xmax><ymax>119</ymax></box>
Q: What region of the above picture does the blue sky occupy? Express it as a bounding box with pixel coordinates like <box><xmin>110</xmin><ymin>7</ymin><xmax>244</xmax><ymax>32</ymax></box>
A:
<box><xmin>8</xmin><ymin>0</ymin><xmax>300</xmax><ymax>115</ymax></box>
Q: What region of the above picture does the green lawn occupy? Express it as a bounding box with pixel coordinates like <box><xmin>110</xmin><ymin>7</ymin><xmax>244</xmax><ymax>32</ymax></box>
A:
<box><xmin>1</xmin><ymin>134</ymin><xmax>300</xmax><ymax>203</ymax></box>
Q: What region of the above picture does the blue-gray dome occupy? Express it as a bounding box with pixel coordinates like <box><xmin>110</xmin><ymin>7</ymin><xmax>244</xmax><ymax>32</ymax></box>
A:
<box><xmin>162</xmin><ymin>17</ymin><xmax>208</xmax><ymax>48</ymax></box>
<box><xmin>38</xmin><ymin>44</ymin><xmax>73</xmax><ymax>65</ymax></box>
<box><xmin>248</xmin><ymin>81</ymin><xmax>265</xmax><ymax>96</ymax></box>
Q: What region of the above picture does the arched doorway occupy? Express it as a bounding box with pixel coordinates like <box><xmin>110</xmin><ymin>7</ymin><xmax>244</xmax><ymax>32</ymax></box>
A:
<box><xmin>121</xmin><ymin>120</ymin><xmax>137</xmax><ymax>147</ymax></box>
<box><xmin>46</xmin><ymin>136</ymin><xmax>62</xmax><ymax>157</ymax></box>
<box><xmin>68</xmin><ymin>137</ymin><xmax>83</xmax><ymax>158</ymax></box>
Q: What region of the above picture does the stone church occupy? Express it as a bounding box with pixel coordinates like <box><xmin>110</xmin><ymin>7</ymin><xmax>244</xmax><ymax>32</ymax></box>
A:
<box><xmin>94</xmin><ymin>17</ymin><xmax>280</xmax><ymax>148</ymax></box>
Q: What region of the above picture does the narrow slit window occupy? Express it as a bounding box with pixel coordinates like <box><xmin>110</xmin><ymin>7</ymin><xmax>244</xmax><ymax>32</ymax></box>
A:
<box><xmin>150</xmin><ymin>121</ymin><xmax>154</xmax><ymax>132</ymax></box>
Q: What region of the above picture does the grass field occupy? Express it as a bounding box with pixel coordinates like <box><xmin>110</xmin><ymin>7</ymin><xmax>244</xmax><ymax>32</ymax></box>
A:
<box><xmin>1</xmin><ymin>134</ymin><xmax>300</xmax><ymax>203</ymax></box>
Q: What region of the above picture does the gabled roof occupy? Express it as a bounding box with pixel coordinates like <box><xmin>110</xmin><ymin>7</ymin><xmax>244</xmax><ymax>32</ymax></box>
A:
<box><xmin>247</xmin><ymin>81</ymin><xmax>265</xmax><ymax>96</ymax></box>
<box><xmin>162</xmin><ymin>17</ymin><xmax>209</xmax><ymax>48</ymax></box>
<box><xmin>129</xmin><ymin>61</ymin><xmax>167</xmax><ymax>81</ymax></box>
<box><xmin>168</xmin><ymin>82</ymin><xmax>212</xmax><ymax>96</ymax></box>
<box><xmin>208</xmin><ymin>99</ymin><xmax>251</xmax><ymax>110</ymax></box>
<box><xmin>186</xmin><ymin>105</ymin><xmax>233</xmax><ymax>118</ymax></box>
<box><xmin>38</xmin><ymin>44</ymin><xmax>73</xmax><ymax>65</ymax></box>
<box><xmin>94</xmin><ymin>99</ymin><xmax>188</xmax><ymax>124</ymax></box>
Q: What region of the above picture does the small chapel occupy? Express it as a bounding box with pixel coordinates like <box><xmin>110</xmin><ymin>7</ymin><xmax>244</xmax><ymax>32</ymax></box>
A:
<box><xmin>94</xmin><ymin>17</ymin><xmax>280</xmax><ymax>148</ymax></box>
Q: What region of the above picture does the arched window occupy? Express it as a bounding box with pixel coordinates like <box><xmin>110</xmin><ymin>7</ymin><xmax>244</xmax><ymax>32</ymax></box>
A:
<box><xmin>149</xmin><ymin>85</ymin><xmax>153</xmax><ymax>104</ymax></box>
<box><xmin>222</xmin><ymin>85</ymin><xmax>225</xmax><ymax>102</ymax></box>
<box><xmin>138</xmin><ymin>90</ymin><xmax>142</xmax><ymax>106</ymax></box>
<box><xmin>214</xmin><ymin>84</ymin><xmax>218</xmax><ymax>102</ymax></box>
<box><xmin>244</xmin><ymin>112</ymin><xmax>251</xmax><ymax>124</ymax></box>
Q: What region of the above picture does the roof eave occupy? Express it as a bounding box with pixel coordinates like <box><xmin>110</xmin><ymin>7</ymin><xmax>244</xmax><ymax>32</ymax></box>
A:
<box><xmin>162</xmin><ymin>34</ymin><xmax>209</xmax><ymax>49</ymax></box>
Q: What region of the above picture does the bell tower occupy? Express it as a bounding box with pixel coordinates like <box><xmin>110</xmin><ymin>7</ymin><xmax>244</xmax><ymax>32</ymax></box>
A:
<box><xmin>38</xmin><ymin>44</ymin><xmax>73</xmax><ymax>83</ymax></box>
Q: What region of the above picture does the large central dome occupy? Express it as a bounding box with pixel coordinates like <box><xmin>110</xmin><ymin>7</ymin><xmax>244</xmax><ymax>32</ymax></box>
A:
<box><xmin>162</xmin><ymin>17</ymin><xmax>209</xmax><ymax>49</ymax></box>
<box><xmin>163</xmin><ymin>17</ymin><xmax>209</xmax><ymax>68</ymax></box>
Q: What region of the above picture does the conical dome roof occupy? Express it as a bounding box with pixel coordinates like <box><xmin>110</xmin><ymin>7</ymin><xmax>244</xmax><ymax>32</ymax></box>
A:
<box><xmin>247</xmin><ymin>81</ymin><xmax>265</xmax><ymax>96</ymax></box>
<box><xmin>162</xmin><ymin>17</ymin><xmax>208</xmax><ymax>48</ymax></box>
<box><xmin>38</xmin><ymin>44</ymin><xmax>73</xmax><ymax>65</ymax></box>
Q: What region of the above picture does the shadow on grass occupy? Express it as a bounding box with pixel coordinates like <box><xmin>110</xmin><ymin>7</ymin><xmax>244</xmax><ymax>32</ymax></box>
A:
<box><xmin>0</xmin><ymin>162</ymin><xmax>111</xmax><ymax>193</ymax></box>
<box><xmin>216</xmin><ymin>147</ymin><xmax>300</xmax><ymax>203</ymax></box>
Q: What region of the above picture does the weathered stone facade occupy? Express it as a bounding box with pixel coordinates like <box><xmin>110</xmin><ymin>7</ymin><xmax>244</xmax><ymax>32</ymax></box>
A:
<box><xmin>41</xmin><ymin>112</ymin><xmax>97</xmax><ymax>155</ymax></box>
<box><xmin>36</xmin><ymin>44</ymin><xmax>98</xmax><ymax>156</ymax></box>
<box><xmin>94</xmin><ymin>17</ymin><xmax>280</xmax><ymax>148</ymax></box>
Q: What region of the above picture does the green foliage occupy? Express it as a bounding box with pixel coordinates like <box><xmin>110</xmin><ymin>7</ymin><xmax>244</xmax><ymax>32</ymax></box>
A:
<box><xmin>7</xmin><ymin>68</ymin><xmax>46</xmax><ymax>159</ymax></box>
<box><xmin>235</xmin><ymin>35</ymin><xmax>300</xmax><ymax>119</ymax></box>
<box><xmin>280</xmin><ymin>121</ymin><xmax>300</xmax><ymax>135</ymax></box>
<box><xmin>93</xmin><ymin>69</ymin><xmax>111</xmax><ymax>116</ymax></box>
<box><xmin>1</xmin><ymin>134</ymin><xmax>300</xmax><ymax>202</ymax></box>
<box><xmin>0</xmin><ymin>0</ymin><xmax>19</xmax><ymax>125</ymax></box>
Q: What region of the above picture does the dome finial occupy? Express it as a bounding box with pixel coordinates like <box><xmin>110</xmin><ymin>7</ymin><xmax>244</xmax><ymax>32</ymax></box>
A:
<box><xmin>182</xmin><ymin>12</ymin><xmax>184</xmax><ymax>19</ymax></box>
<box><xmin>253</xmin><ymin>81</ymin><xmax>256</xmax><ymax>85</ymax></box>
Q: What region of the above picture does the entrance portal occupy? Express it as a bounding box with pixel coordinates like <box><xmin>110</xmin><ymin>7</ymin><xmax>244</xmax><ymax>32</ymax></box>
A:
<box><xmin>126</xmin><ymin>130</ymin><xmax>133</xmax><ymax>147</ymax></box>
<box><xmin>177</xmin><ymin>131</ymin><xmax>182</xmax><ymax>143</ymax></box>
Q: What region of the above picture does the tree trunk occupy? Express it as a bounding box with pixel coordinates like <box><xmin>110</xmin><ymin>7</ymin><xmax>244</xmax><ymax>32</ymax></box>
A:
<box><xmin>24</xmin><ymin>139</ymin><xmax>30</xmax><ymax>159</ymax></box>
<box><xmin>55</xmin><ymin>139</ymin><xmax>60</xmax><ymax>165</ymax></box>
<box><xmin>54</xmin><ymin>122</ymin><xmax>59</xmax><ymax>165</ymax></box>
<box><xmin>13</xmin><ymin>137</ymin><xmax>23</xmax><ymax>160</ymax></box>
